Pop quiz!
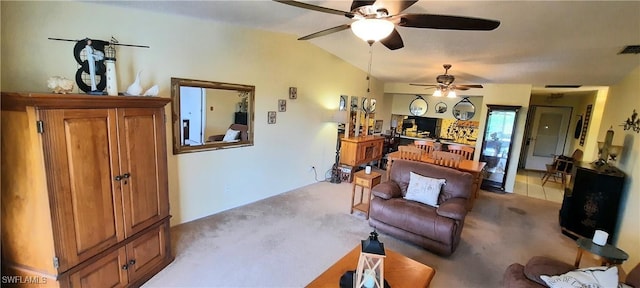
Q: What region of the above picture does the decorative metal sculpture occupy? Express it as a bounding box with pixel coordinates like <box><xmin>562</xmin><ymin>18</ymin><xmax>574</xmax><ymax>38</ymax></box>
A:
<box><xmin>622</xmin><ymin>109</ymin><xmax>640</xmax><ymax>133</ymax></box>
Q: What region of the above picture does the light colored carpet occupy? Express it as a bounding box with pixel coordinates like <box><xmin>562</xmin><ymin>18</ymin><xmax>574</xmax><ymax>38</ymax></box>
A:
<box><xmin>143</xmin><ymin>179</ymin><xmax>599</xmax><ymax>288</ymax></box>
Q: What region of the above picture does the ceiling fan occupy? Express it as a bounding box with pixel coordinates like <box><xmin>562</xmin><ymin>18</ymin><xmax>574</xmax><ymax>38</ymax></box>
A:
<box><xmin>410</xmin><ymin>64</ymin><xmax>483</xmax><ymax>97</ymax></box>
<box><xmin>273</xmin><ymin>0</ymin><xmax>500</xmax><ymax>50</ymax></box>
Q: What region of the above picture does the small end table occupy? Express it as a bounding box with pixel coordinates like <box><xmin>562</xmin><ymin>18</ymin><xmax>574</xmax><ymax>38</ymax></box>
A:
<box><xmin>350</xmin><ymin>170</ymin><xmax>381</xmax><ymax>219</ymax></box>
<box><xmin>574</xmin><ymin>237</ymin><xmax>629</xmax><ymax>267</ymax></box>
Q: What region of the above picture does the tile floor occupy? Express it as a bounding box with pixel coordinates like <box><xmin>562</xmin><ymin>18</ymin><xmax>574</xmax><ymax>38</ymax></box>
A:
<box><xmin>514</xmin><ymin>169</ymin><xmax>566</xmax><ymax>203</ymax></box>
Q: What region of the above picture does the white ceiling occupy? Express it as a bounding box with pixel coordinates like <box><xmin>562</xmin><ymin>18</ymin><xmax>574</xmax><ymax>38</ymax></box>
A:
<box><xmin>98</xmin><ymin>0</ymin><xmax>640</xmax><ymax>90</ymax></box>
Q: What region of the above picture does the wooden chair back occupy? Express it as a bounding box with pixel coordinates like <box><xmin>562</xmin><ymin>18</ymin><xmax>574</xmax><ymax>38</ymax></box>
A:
<box><xmin>398</xmin><ymin>145</ymin><xmax>424</xmax><ymax>161</ymax></box>
<box><xmin>447</xmin><ymin>145</ymin><xmax>475</xmax><ymax>160</ymax></box>
<box><xmin>414</xmin><ymin>140</ymin><xmax>440</xmax><ymax>157</ymax></box>
<box><xmin>431</xmin><ymin>151</ymin><xmax>462</xmax><ymax>168</ymax></box>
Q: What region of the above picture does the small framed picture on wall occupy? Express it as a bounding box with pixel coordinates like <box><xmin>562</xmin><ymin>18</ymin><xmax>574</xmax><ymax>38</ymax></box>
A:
<box><xmin>289</xmin><ymin>87</ymin><xmax>297</xmax><ymax>99</ymax></box>
<box><xmin>268</xmin><ymin>111</ymin><xmax>277</xmax><ymax>124</ymax></box>
<box><xmin>278</xmin><ymin>99</ymin><xmax>286</xmax><ymax>112</ymax></box>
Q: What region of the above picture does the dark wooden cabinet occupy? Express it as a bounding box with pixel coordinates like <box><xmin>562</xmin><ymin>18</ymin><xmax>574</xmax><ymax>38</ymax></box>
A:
<box><xmin>1</xmin><ymin>92</ymin><xmax>173</xmax><ymax>287</ymax></box>
<box><xmin>560</xmin><ymin>161</ymin><xmax>625</xmax><ymax>243</ymax></box>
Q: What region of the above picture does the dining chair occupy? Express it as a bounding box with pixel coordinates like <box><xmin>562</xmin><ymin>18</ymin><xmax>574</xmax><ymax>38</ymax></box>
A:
<box><xmin>542</xmin><ymin>149</ymin><xmax>583</xmax><ymax>188</ymax></box>
<box><xmin>447</xmin><ymin>145</ymin><xmax>475</xmax><ymax>160</ymax></box>
<box><xmin>414</xmin><ymin>140</ymin><xmax>440</xmax><ymax>157</ymax></box>
<box><xmin>398</xmin><ymin>145</ymin><xmax>424</xmax><ymax>161</ymax></box>
<box><xmin>431</xmin><ymin>151</ymin><xmax>462</xmax><ymax>168</ymax></box>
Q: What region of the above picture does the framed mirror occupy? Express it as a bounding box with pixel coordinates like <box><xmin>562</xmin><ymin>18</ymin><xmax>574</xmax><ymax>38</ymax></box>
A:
<box><xmin>171</xmin><ymin>78</ymin><xmax>255</xmax><ymax>154</ymax></box>
<box><xmin>409</xmin><ymin>95</ymin><xmax>428</xmax><ymax>116</ymax></box>
<box><xmin>362</xmin><ymin>98</ymin><xmax>376</xmax><ymax>113</ymax></box>
<box><xmin>435</xmin><ymin>102</ymin><xmax>448</xmax><ymax>114</ymax></box>
<box><xmin>452</xmin><ymin>97</ymin><xmax>476</xmax><ymax>120</ymax></box>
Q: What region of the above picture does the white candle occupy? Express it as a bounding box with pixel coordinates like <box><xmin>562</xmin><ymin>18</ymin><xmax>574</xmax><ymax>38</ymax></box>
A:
<box><xmin>592</xmin><ymin>230</ymin><xmax>608</xmax><ymax>246</ymax></box>
<box><xmin>365</xmin><ymin>166</ymin><xmax>372</xmax><ymax>174</ymax></box>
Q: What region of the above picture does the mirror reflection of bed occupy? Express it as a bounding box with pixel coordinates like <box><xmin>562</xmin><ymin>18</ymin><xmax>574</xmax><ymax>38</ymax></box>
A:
<box><xmin>171</xmin><ymin>78</ymin><xmax>254</xmax><ymax>154</ymax></box>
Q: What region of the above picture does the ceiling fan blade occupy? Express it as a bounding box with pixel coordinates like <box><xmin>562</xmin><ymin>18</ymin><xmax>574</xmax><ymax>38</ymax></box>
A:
<box><xmin>454</xmin><ymin>86</ymin><xmax>470</xmax><ymax>91</ymax></box>
<box><xmin>377</xmin><ymin>0</ymin><xmax>418</xmax><ymax>15</ymax></box>
<box><xmin>410</xmin><ymin>83</ymin><xmax>437</xmax><ymax>87</ymax></box>
<box><xmin>351</xmin><ymin>0</ymin><xmax>376</xmax><ymax>11</ymax></box>
<box><xmin>273</xmin><ymin>0</ymin><xmax>353</xmax><ymax>18</ymax></box>
<box><xmin>298</xmin><ymin>24</ymin><xmax>351</xmax><ymax>40</ymax></box>
<box><xmin>398</xmin><ymin>14</ymin><xmax>500</xmax><ymax>30</ymax></box>
<box><xmin>457</xmin><ymin>84</ymin><xmax>484</xmax><ymax>89</ymax></box>
<box><xmin>380</xmin><ymin>28</ymin><xmax>404</xmax><ymax>50</ymax></box>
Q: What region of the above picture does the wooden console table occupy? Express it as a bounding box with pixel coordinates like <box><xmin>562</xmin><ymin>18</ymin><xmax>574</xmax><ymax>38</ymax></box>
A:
<box><xmin>340</xmin><ymin>135</ymin><xmax>384</xmax><ymax>167</ymax></box>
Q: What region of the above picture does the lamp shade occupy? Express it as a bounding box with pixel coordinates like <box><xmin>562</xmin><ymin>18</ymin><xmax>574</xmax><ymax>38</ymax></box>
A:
<box><xmin>351</xmin><ymin>19</ymin><xmax>394</xmax><ymax>43</ymax></box>
<box><xmin>331</xmin><ymin>110</ymin><xmax>348</xmax><ymax>123</ymax></box>
<box><xmin>432</xmin><ymin>89</ymin><xmax>443</xmax><ymax>97</ymax></box>
<box><xmin>447</xmin><ymin>90</ymin><xmax>457</xmax><ymax>98</ymax></box>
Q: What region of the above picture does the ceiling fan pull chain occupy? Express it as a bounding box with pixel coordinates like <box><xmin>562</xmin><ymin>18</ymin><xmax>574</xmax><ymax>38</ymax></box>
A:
<box><xmin>366</xmin><ymin>44</ymin><xmax>373</xmax><ymax>93</ymax></box>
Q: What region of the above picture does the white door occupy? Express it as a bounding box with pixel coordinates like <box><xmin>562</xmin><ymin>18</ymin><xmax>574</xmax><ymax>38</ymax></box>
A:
<box><xmin>524</xmin><ymin>106</ymin><xmax>572</xmax><ymax>170</ymax></box>
<box><xmin>179</xmin><ymin>86</ymin><xmax>204</xmax><ymax>145</ymax></box>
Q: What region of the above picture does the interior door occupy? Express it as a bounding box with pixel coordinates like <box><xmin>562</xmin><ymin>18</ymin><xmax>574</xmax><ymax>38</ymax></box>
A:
<box><xmin>524</xmin><ymin>106</ymin><xmax>572</xmax><ymax>170</ymax></box>
<box><xmin>118</xmin><ymin>107</ymin><xmax>170</xmax><ymax>238</ymax></box>
<box><xmin>39</xmin><ymin>109</ymin><xmax>124</xmax><ymax>271</ymax></box>
<box><xmin>179</xmin><ymin>86</ymin><xmax>204</xmax><ymax>145</ymax></box>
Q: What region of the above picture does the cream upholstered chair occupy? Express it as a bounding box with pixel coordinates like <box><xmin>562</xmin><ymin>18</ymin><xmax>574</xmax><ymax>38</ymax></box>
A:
<box><xmin>431</xmin><ymin>151</ymin><xmax>462</xmax><ymax>168</ymax></box>
<box><xmin>447</xmin><ymin>145</ymin><xmax>474</xmax><ymax>160</ymax></box>
<box><xmin>398</xmin><ymin>145</ymin><xmax>424</xmax><ymax>161</ymax></box>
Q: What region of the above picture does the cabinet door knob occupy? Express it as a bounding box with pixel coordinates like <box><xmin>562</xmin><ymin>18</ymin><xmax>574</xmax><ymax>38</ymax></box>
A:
<box><xmin>122</xmin><ymin>264</ymin><xmax>128</xmax><ymax>270</ymax></box>
<box><xmin>123</xmin><ymin>173</ymin><xmax>131</xmax><ymax>179</ymax></box>
<box><xmin>129</xmin><ymin>259</ymin><xmax>136</xmax><ymax>265</ymax></box>
<box><xmin>115</xmin><ymin>175</ymin><xmax>123</xmax><ymax>181</ymax></box>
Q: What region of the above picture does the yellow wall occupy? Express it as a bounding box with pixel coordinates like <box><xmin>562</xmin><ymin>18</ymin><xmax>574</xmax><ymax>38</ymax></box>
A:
<box><xmin>597</xmin><ymin>65</ymin><xmax>640</xmax><ymax>273</ymax></box>
<box><xmin>1</xmin><ymin>1</ymin><xmax>386</xmax><ymax>225</ymax></box>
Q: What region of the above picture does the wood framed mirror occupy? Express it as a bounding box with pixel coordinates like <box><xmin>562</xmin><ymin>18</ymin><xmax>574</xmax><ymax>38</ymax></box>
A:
<box><xmin>452</xmin><ymin>97</ymin><xmax>476</xmax><ymax>120</ymax></box>
<box><xmin>171</xmin><ymin>78</ymin><xmax>255</xmax><ymax>154</ymax></box>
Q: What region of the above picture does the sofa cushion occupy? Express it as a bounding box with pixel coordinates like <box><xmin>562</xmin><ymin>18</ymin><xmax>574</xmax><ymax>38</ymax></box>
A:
<box><xmin>369</xmin><ymin>197</ymin><xmax>455</xmax><ymax>244</ymax></box>
<box><xmin>222</xmin><ymin>129</ymin><xmax>240</xmax><ymax>142</ymax></box>
<box><xmin>404</xmin><ymin>172</ymin><xmax>446</xmax><ymax>207</ymax></box>
<box><xmin>540</xmin><ymin>266</ymin><xmax>618</xmax><ymax>288</ymax></box>
<box><xmin>389</xmin><ymin>160</ymin><xmax>472</xmax><ymax>202</ymax></box>
<box><xmin>524</xmin><ymin>256</ymin><xmax>576</xmax><ymax>286</ymax></box>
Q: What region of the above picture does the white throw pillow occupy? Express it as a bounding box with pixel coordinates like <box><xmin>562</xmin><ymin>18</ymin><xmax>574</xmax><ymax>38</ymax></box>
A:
<box><xmin>540</xmin><ymin>266</ymin><xmax>618</xmax><ymax>288</ymax></box>
<box><xmin>222</xmin><ymin>129</ymin><xmax>240</xmax><ymax>142</ymax></box>
<box><xmin>404</xmin><ymin>172</ymin><xmax>446</xmax><ymax>207</ymax></box>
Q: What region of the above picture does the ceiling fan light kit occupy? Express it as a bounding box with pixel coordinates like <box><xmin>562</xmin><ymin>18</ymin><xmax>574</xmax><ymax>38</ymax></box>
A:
<box><xmin>351</xmin><ymin>18</ymin><xmax>395</xmax><ymax>43</ymax></box>
<box><xmin>273</xmin><ymin>0</ymin><xmax>500</xmax><ymax>50</ymax></box>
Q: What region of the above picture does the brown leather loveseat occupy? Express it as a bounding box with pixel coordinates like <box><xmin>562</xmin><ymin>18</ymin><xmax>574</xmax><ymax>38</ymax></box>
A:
<box><xmin>369</xmin><ymin>159</ymin><xmax>473</xmax><ymax>256</ymax></box>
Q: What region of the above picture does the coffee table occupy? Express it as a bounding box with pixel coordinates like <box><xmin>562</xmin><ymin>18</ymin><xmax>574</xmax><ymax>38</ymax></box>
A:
<box><xmin>305</xmin><ymin>245</ymin><xmax>435</xmax><ymax>288</ymax></box>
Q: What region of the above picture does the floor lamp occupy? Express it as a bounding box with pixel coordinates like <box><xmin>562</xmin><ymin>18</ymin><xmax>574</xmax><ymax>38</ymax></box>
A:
<box><xmin>330</xmin><ymin>110</ymin><xmax>348</xmax><ymax>184</ymax></box>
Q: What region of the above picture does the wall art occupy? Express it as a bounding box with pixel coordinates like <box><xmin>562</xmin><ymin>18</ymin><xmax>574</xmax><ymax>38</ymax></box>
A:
<box><xmin>268</xmin><ymin>111</ymin><xmax>277</xmax><ymax>124</ymax></box>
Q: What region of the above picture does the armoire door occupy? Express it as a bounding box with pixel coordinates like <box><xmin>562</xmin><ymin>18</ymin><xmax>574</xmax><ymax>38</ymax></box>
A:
<box><xmin>68</xmin><ymin>248</ymin><xmax>129</xmax><ymax>288</ymax></box>
<box><xmin>39</xmin><ymin>109</ymin><xmax>125</xmax><ymax>271</ymax></box>
<box><xmin>117</xmin><ymin>107</ymin><xmax>170</xmax><ymax>238</ymax></box>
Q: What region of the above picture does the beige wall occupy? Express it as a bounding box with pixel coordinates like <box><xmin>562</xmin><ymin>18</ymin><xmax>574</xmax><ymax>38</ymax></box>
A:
<box><xmin>597</xmin><ymin>65</ymin><xmax>640</xmax><ymax>272</ymax></box>
<box><xmin>1</xmin><ymin>1</ymin><xmax>385</xmax><ymax>225</ymax></box>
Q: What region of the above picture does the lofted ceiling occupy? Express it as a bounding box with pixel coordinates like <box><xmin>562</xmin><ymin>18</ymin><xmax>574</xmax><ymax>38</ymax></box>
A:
<box><xmin>97</xmin><ymin>1</ymin><xmax>640</xmax><ymax>91</ymax></box>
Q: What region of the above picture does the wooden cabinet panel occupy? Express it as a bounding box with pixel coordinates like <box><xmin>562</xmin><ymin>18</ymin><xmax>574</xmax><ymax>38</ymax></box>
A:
<box><xmin>40</xmin><ymin>109</ymin><xmax>124</xmax><ymax>271</ymax></box>
<box><xmin>69</xmin><ymin>248</ymin><xmax>128</xmax><ymax>288</ymax></box>
<box><xmin>126</xmin><ymin>222</ymin><xmax>169</xmax><ymax>282</ymax></box>
<box><xmin>118</xmin><ymin>108</ymin><xmax>170</xmax><ymax>237</ymax></box>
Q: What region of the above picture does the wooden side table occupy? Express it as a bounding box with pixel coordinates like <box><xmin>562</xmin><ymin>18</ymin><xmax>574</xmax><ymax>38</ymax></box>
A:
<box><xmin>574</xmin><ymin>237</ymin><xmax>629</xmax><ymax>267</ymax></box>
<box><xmin>350</xmin><ymin>170</ymin><xmax>381</xmax><ymax>219</ymax></box>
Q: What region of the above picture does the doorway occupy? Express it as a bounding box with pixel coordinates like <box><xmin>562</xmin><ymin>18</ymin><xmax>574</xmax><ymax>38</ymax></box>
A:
<box><xmin>179</xmin><ymin>86</ymin><xmax>205</xmax><ymax>145</ymax></box>
<box><xmin>521</xmin><ymin>106</ymin><xmax>572</xmax><ymax>170</ymax></box>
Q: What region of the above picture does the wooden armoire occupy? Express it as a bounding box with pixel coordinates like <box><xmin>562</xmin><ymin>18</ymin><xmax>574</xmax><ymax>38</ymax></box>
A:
<box><xmin>1</xmin><ymin>92</ymin><xmax>174</xmax><ymax>287</ymax></box>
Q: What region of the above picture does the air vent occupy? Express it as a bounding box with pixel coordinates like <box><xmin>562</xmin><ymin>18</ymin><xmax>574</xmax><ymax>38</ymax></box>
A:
<box><xmin>619</xmin><ymin>45</ymin><xmax>640</xmax><ymax>54</ymax></box>
<box><xmin>545</xmin><ymin>85</ymin><xmax>582</xmax><ymax>88</ymax></box>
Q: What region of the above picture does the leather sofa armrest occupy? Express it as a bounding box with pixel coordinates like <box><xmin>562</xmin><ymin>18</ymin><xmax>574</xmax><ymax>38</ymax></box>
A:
<box><xmin>371</xmin><ymin>182</ymin><xmax>402</xmax><ymax>200</ymax></box>
<box><xmin>207</xmin><ymin>134</ymin><xmax>224</xmax><ymax>142</ymax></box>
<box><xmin>436</xmin><ymin>198</ymin><xmax>468</xmax><ymax>221</ymax></box>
